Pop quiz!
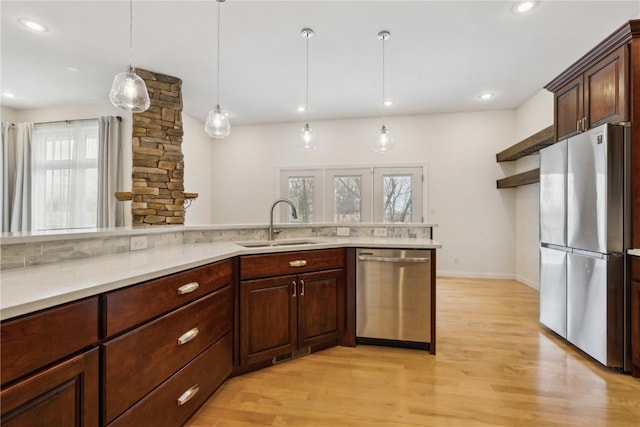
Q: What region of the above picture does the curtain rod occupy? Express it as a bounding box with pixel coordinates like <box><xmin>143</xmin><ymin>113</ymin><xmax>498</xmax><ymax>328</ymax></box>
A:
<box><xmin>34</xmin><ymin>116</ymin><xmax>122</xmax><ymax>125</ymax></box>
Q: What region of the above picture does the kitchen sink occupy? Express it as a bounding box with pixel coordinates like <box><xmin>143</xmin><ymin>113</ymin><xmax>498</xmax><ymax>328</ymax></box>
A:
<box><xmin>238</xmin><ymin>239</ymin><xmax>320</xmax><ymax>248</ymax></box>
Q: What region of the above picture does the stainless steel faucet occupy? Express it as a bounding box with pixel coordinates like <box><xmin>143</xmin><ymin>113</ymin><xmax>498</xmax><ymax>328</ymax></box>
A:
<box><xmin>269</xmin><ymin>198</ymin><xmax>298</xmax><ymax>240</ymax></box>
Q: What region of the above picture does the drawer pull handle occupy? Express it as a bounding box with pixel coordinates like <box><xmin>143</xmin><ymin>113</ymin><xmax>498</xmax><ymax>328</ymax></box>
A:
<box><xmin>177</xmin><ymin>327</ymin><xmax>199</xmax><ymax>345</ymax></box>
<box><xmin>289</xmin><ymin>260</ymin><xmax>307</xmax><ymax>267</ymax></box>
<box><xmin>177</xmin><ymin>384</ymin><xmax>200</xmax><ymax>406</ymax></box>
<box><xmin>177</xmin><ymin>282</ymin><xmax>199</xmax><ymax>295</ymax></box>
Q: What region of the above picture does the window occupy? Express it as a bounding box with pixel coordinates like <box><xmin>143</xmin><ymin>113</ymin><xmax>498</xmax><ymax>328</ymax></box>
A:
<box><xmin>280</xmin><ymin>170</ymin><xmax>323</xmax><ymax>222</ymax></box>
<box><xmin>373</xmin><ymin>167</ymin><xmax>422</xmax><ymax>223</ymax></box>
<box><xmin>325</xmin><ymin>168</ymin><xmax>373</xmax><ymax>223</ymax></box>
<box><xmin>32</xmin><ymin>120</ymin><xmax>99</xmax><ymax>230</ymax></box>
<box><xmin>280</xmin><ymin>166</ymin><xmax>422</xmax><ymax>223</ymax></box>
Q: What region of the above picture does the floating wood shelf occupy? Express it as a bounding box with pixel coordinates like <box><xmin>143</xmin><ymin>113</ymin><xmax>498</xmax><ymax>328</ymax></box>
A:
<box><xmin>496</xmin><ymin>125</ymin><xmax>554</xmax><ymax>162</ymax></box>
<box><xmin>496</xmin><ymin>168</ymin><xmax>540</xmax><ymax>189</ymax></box>
<box><xmin>114</xmin><ymin>192</ymin><xmax>199</xmax><ymax>201</ymax></box>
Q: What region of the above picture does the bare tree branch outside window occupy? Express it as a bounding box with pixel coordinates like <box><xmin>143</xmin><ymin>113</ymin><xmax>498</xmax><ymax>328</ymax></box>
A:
<box><xmin>334</xmin><ymin>176</ymin><xmax>361</xmax><ymax>222</ymax></box>
<box><xmin>288</xmin><ymin>177</ymin><xmax>314</xmax><ymax>222</ymax></box>
<box><xmin>382</xmin><ymin>175</ymin><xmax>412</xmax><ymax>223</ymax></box>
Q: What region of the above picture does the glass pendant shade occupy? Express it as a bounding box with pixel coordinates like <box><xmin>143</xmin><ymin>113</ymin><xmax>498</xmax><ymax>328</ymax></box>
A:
<box><xmin>204</xmin><ymin>105</ymin><xmax>231</xmax><ymax>138</ymax></box>
<box><xmin>373</xmin><ymin>125</ymin><xmax>394</xmax><ymax>153</ymax></box>
<box><xmin>109</xmin><ymin>66</ymin><xmax>150</xmax><ymax>112</ymax></box>
<box><xmin>299</xmin><ymin>123</ymin><xmax>317</xmax><ymax>151</ymax></box>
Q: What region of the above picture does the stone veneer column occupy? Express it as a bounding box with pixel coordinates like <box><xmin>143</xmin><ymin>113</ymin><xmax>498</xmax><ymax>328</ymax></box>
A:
<box><xmin>131</xmin><ymin>69</ymin><xmax>185</xmax><ymax>226</ymax></box>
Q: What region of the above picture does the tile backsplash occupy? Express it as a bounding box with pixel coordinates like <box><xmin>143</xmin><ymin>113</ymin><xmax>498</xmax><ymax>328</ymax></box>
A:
<box><xmin>1</xmin><ymin>224</ymin><xmax>435</xmax><ymax>271</ymax></box>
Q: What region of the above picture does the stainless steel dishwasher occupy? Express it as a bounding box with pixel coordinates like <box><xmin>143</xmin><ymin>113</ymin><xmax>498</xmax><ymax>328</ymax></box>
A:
<box><xmin>356</xmin><ymin>248</ymin><xmax>431</xmax><ymax>350</ymax></box>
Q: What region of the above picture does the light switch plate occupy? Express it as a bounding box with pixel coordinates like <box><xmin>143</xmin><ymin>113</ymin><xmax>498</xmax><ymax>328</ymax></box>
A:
<box><xmin>336</xmin><ymin>227</ymin><xmax>350</xmax><ymax>237</ymax></box>
<box><xmin>130</xmin><ymin>236</ymin><xmax>148</xmax><ymax>251</ymax></box>
<box><xmin>373</xmin><ymin>228</ymin><xmax>387</xmax><ymax>237</ymax></box>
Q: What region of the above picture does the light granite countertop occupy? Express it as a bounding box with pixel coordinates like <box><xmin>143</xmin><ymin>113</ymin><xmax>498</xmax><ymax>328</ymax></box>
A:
<box><xmin>0</xmin><ymin>237</ymin><xmax>441</xmax><ymax>321</ymax></box>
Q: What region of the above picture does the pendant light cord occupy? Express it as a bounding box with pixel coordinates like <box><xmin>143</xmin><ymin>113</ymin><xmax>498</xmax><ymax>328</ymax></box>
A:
<box><xmin>305</xmin><ymin>34</ymin><xmax>310</xmax><ymax>124</ymax></box>
<box><xmin>216</xmin><ymin>0</ymin><xmax>221</xmax><ymax>107</ymax></box>
<box><xmin>128</xmin><ymin>0</ymin><xmax>133</xmax><ymax>66</ymax></box>
<box><xmin>381</xmin><ymin>35</ymin><xmax>386</xmax><ymax>127</ymax></box>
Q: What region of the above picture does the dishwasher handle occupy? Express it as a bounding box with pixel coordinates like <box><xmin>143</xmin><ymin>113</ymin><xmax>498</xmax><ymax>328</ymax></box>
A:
<box><xmin>358</xmin><ymin>255</ymin><xmax>430</xmax><ymax>263</ymax></box>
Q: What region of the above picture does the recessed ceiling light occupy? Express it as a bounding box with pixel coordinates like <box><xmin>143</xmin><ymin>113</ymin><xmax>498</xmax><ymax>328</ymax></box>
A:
<box><xmin>2</xmin><ymin>92</ymin><xmax>16</xmax><ymax>99</ymax></box>
<box><xmin>512</xmin><ymin>1</ymin><xmax>537</xmax><ymax>14</ymax></box>
<box><xmin>478</xmin><ymin>92</ymin><xmax>495</xmax><ymax>101</ymax></box>
<box><xmin>18</xmin><ymin>18</ymin><xmax>48</xmax><ymax>33</ymax></box>
<box><xmin>384</xmin><ymin>100</ymin><xmax>393</xmax><ymax>106</ymax></box>
<box><xmin>297</xmin><ymin>106</ymin><xmax>306</xmax><ymax>112</ymax></box>
<box><xmin>67</xmin><ymin>66</ymin><xmax>81</xmax><ymax>72</ymax></box>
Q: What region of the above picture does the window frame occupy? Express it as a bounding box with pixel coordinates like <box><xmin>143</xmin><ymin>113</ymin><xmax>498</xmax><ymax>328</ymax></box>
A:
<box><xmin>280</xmin><ymin>165</ymin><xmax>424</xmax><ymax>224</ymax></box>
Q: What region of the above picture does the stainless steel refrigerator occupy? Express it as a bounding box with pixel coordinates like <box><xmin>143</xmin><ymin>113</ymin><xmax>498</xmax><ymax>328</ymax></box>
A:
<box><xmin>539</xmin><ymin>123</ymin><xmax>630</xmax><ymax>371</ymax></box>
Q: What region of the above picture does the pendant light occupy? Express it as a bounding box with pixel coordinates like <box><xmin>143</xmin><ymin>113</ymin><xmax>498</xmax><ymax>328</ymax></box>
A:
<box><xmin>373</xmin><ymin>31</ymin><xmax>394</xmax><ymax>153</ymax></box>
<box><xmin>299</xmin><ymin>28</ymin><xmax>317</xmax><ymax>151</ymax></box>
<box><xmin>109</xmin><ymin>0</ymin><xmax>150</xmax><ymax>113</ymax></box>
<box><xmin>205</xmin><ymin>0</ymin><xmax>231</xmax><ymax>138</ymax></box>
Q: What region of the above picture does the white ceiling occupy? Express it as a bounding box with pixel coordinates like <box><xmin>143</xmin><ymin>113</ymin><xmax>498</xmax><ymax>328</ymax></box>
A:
<box><xmin>2</xmin><ymin>1</ymin><xmax>639</xmax><ymax>126</ymax></box>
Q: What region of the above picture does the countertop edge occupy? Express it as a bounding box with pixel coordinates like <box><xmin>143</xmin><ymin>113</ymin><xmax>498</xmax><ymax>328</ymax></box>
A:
<box><xmin>1</xmin><ymin>238</ymin><xmax>441</xmax><ymax>321</ymax></box>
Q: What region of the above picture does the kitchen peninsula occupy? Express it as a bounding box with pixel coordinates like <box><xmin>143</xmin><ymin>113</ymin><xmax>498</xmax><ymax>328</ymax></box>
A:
<box><xmin>0</xmin><ymin>225</ymin><xmax>440</xmax><ymax>426</ymax></box>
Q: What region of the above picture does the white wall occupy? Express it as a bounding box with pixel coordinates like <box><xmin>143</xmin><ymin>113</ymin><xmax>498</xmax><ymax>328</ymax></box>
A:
<box><xmin>182</xmin><ymin>113</ymin><xmax>214</xmax><ymax>225</ymax></box>
<box><xmin>513</xmin><ymin>89</ymin><xmax>554</xmax><ymax>289</ymax></box>
<box><xmin>1</xmin><ymin>106</ymin><xmax>19</xmax><ymax>122</ymax></box>
<box><xmin>210</xmin><ymin>110</ymin><xmax>518</xmax><ymax>279</ymax></box>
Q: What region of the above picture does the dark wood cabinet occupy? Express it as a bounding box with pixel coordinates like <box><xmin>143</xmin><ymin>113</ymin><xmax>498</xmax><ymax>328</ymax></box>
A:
<box><xmin>0</xmin><ymin>348</ymin><xmax>99</xmax><ymax>427</ymax></box>
<box><xmin>1</xmin><ymin>298</ymin><xmax>99</xmax><ymax>385</ymax></box>
<box><xmin>297</xmin><ymin>269</ymin><xmax>343</xmax><ymax>349</ymax></box>
<box><xmin>240</xmin><ymin>275</ymin><xmax>298</xmax><ymax>366</ymax></box>
<box><xmin>555</xmin><ymin>75</ymin><xmax>584</xmax><ymax>140</ymax></box>
<box><xmin>0</xmin><ymin>298</ymin><xmax>99</xmax><ymax>427</ymax></box>
<box><xmin>550</xmin><ymin>45</ymin><xmax>628</xmax><ymax>141</ymax></box>
<box><xmin>108</xmin><ymin>333</ymin><xmax>232</xmax><ymax>427</ymax></box>
<box><xmin>631</xmin><ymin>258</ymin><xmax>640</xmax><ymax>378</ymax></box>
<box><xmin>239</xmin><ymin>249</ymin><xmax>345</xmax><ymax>367</ymax></box>
<box><xmin>103</xmin><ymin>286</ymin><xmax>233</xmax><ymax>424</ymax></box>
<box><xmin>585</xmin><ymin>46</ymin><xmax>628</xmax><ymax>129</ymax></box>
<box><xmin>101</xmin><ymin>259</ymin><xmax>234</xmax><ymax>425</ymax></box>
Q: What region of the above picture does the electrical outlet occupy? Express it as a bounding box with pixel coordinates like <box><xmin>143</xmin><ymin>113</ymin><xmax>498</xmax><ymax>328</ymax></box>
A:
<box><xmin>453</xmin><ymin>256</ymin><xmax>459</xmax><ymax>264</ymax></box>
<box><xmin>373</xmin><ymin>228</ymin><xmax>388</xmax><ymax>237</ymax></box>
<box><xmin>130</xmin><ymin>236</ymin><xmax>148</xmax><ymax>251</ymax></box>
<box><xmin>336</xmin><ymin>227</ymin><xmax>350</xmax><ymax>237</ymax></box>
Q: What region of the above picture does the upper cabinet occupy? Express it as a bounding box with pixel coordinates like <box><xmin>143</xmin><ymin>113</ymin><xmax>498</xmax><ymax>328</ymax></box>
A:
<box><xmin>546</xmin><ymin>23</ymin><xmax>635</xmax><ymax>141</ymax></box>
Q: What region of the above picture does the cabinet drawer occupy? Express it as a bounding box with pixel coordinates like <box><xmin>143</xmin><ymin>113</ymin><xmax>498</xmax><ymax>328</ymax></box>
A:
<box><xmin>108</xmin><ymin>333</ymin><xmax>232</xmax><ymax>427</ymax></box>
<box><xmin>103</xmin><ymin>286</ymin><xmax>232</xmax><ymax>424</ymax></box>
<box><xmin>104</xmin><ymin>259</ymin><xmax>233</xmax><ymax>337</ymax></box>
<box><xmin>240</xmin><ymin>248</ymin><xmax>344</xmax><ymax>280</ymax></box>
<box><xmin>1</xmin><ymin>298</ymin><xmax>98</xmax><ymax>385</ymax></box>
<box><xmin>0</xmin><ymin>347</ymin><xmax>99</xmax><ymax>427</ymax></box>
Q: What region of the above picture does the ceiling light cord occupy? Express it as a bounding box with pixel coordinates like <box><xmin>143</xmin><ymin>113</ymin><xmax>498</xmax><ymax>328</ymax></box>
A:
<box><xmin>216</xmin><ymin>0</ymin><xmax>221</xmax><ymax>107</ymax></box>
<box><xmin>381</xmin><ymin>34</ymin><xmax>385</xmax><ymax>127</ymax></box>
<box><xmin>128</xmin><ymin>0</ymin><xmax>133</xmax><ymax>66</ymax></box>
<box><xmin>305</xmin><ymin>33</ymin><xmax>310</xmax><ymax>124</ymax></box>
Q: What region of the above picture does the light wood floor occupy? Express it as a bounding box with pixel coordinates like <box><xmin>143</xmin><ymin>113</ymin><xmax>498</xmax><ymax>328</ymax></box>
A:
<box><xmin>186</xmin><ymin>277</ymin><xmax>640</xmax><ymax>426</ymax></box>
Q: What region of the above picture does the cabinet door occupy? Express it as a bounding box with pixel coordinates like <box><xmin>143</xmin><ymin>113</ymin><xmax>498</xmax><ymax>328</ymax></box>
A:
<box><xmin>555</xmin><ymin>75</ymin><xmax>584</xmax><ymax>141</ymax></box>
<box><xmin>298</xmin><ymin>269</ymin><xmax>344</xmax><ymax>348</ymax></box>
<box><xmin>632</xmin><ymin>280</ymin><xmax>640</xmax><ymax>376</ymax></box>
<box><xmin>584</xmin><ymin>45</ymin><xmax>628</xmax><ymax>129</ymax></box>
<box><xmin>0</xmin><ymin>348</ymin><xmax>99</xmax><ymax>427</ymax></box>
<box><xmin>240</xmin><ymin>275</ymin><xmax>298</xmax><ymax>366</ymax></box>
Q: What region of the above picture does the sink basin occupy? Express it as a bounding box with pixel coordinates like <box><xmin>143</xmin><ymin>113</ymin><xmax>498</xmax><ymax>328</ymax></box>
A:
<box><xmin>238</xmin><ymin>240</ymin><xmax>320</xmax><ymax>248</ymax></box>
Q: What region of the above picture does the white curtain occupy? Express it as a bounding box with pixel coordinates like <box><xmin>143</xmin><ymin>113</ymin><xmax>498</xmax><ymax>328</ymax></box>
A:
<box><xmin>97</xmin><ymin>116</ymin><xmax>124</xmax><ymax>228</ymax></box>
<box><xmin>1</xmin><ymin>122</ymin><xmax>33</xmax><ymax>232</ymax></box>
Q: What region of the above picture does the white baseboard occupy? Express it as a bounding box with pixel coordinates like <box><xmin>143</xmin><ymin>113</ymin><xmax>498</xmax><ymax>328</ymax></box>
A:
<box><xmin>516</xmin><ymin>274</ymin><xmax>539</xmax><ymax>290</ymax></box>
<box><xmin>436</xmin><ymin>270</ymin><xmax>540</xmax><ymax>291</ymax></box>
